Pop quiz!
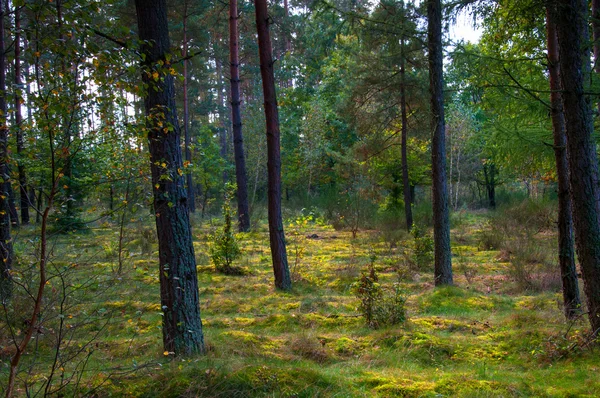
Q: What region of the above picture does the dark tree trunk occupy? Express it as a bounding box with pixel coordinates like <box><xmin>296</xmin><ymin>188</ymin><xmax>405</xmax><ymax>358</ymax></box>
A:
<box><xmin>255</xmin><ymin>0</ymin><xmax>291</xmax><ymax>290</ymax></box>
<box><xmin>0</xmin><ymin>1</ymin><xmax>13</xmax><ymax>301</ymax></box>
<box><xmin>483</xmin><ymin>163</ymin><xmax>496</xmax><ymax>210</ymax></box>
<box><xmin>215</xmin><ymin>50</ymin><xmax>229</xmax><ymax>184</ymax></box>
<box><xmin>553</xmin><ymin>0</ymin><xmax>600</xmax><ymax>335</ymax></box>
<box><xmin>183</xmin><ymin>1</ymin><xmax>195</xmax><ymax>213</ymax></box>
<box><xmin>229</xmin><ymin>0</ymin><xmax>251</xmax><ymax>232</ymax></box>
<box><xmin>14</xmin><ymin>8</ymin><xmax>28</xmax><ymax>225</ymax></box>
<box><xmin>428</xmin><ymin>0</ymin><xmax>452</xmax><ymax>286</ymax></box>
<box><xmin>400</xmin><ymin>38</ymin><xmax>412</xmax><ymax>232</ymax></box>
<box><xmin>546</xmin><ymin>8</ymin><xmax>581</xmax><ymax>319</ymax></box>
<box><xmin>593</xmin><ymin>0</ymin><xmax>600</xmax><ymax>115</ymax></box>
<box><xmin>135</xmin><ymin>0</ymin><xmax>205</xmax><ymax>355</ymax></box>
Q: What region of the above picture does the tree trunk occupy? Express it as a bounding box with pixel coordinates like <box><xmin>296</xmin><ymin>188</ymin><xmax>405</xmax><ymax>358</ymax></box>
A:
<box><xmin>428</xmin><ymin>0</ymin><xmax>452</xmax><ymax>286</ymax></box>
<box><xmin>553</xmin><ymin>0</ymin><xmax>600</xmax><ymax>335</ymax></box>
<box><xmin>215</xmin><ymin>48</ymin><xmax>229</xmax><ymax>184</ymax></box>
<box><xmin>546</xmin><ymin>8</ymin><xmax>581</xmax><ymax>319</ymax></box>
<box><xmin>400</xmin><ymin>40</ymin><xmax>412</xmax><ymax>231</ymax></box>
<box><xmin>135</xmin><ymin>0</ymin><xmax>205</xmax><ymax>355</ymax></box>
<box><xmin>182</xmin><ymin>1</ymin><xmax>195</xmax><ymax>213</ymax></box>
<box><xmin>14</xmin><ymin>8</ymin><xmax>29</xmax><ymax>225</ymax></box>
<box><xmin>0</xmin><ymin>0</ymin><xmax>13</xmax><ymax>301</ymax></box>
<box><xmin>229</xmin><ymin>0</ymin><xmax>251</xmax><ymax>232</ymax></box>
<box><xmin>483</xmin><ymin>163</ymin><xmax>496</xmax><ymax>210</ymax></box>
<box><xmin>592</xmin><ymin>0</ymin><xmax>600</xmax><ymax>115</ymax></box>
<box><xmin>255</xmin><ymin>0</ymin><xmax>291</xmax><ymax>290</ymax></box>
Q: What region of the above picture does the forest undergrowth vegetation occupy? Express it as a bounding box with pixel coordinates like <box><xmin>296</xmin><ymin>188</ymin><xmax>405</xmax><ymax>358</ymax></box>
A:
<box><xmin>1</xmin><ymin>198</ymin><xmax>598</xmax><ymax>397</ymax></box>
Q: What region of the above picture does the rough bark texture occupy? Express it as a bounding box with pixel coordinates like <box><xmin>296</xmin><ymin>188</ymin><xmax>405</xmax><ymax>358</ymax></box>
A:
<box><xmin>0</xmin><ymin>1</ymin><xmax>13</xmax><ymax>301</ymax></box>
<box><xmin>229</xmin><ymin>0</ymin><xmax>251</xmax><ymax>232</ymax></box>
<box><xmin>427</xmin><ymin>0</ymin><xmax>452</xmax><ymax>286</ymax></box>
<box><xmin>135</xmin><ymin>0</ymin><xmax>205</xmax><ymax>355</ymax></box>
<box><xmin>553</xmin><ymin>0</ymin><xmax>600</xmax><ymax>335</ymax></box>
<box><xmin>182</xmin><ymin>2</ymin><xmax>195</xmax><ymax>213</ymax></box>
<box><xmin>593</xmin><ymin>0</ymin><xmax>600</xmax><ymax>115</ymax></box>
<box><xmin>400</xmin><ymin>43</ymin><xmax>412</xmax><ymax>231</ymax></box>
<box><xmin>14</xmin><ymin>8</ymin><xmax>29</xmax><ymax>225</ymax></box>
<box><xmin>546</xmin><ymin>7</ymin><xmax>581</xmax><ymax>319</ymax></box>
<box><xmin>255</xmin><ymin>0</ymin><xmax>291</xmax><ymax>290</ymax></box>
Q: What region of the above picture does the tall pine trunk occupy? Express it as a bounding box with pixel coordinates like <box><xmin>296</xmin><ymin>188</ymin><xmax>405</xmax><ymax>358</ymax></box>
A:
<box><xmin>14</xmin><ymin>8</ymin><xmax>28</xmax><ymax>225</ymax></box>
<box><xmin>229</xmin><ymin>0</ymin><xmax>251</xmax><ymax>232</ymax></box>
<box><xmin>0</xmin><ymin>0</ymin><xmax>13</xmax><ymax>301</ymax></box>
<box><xmin>135</xmin><ymin>0</ymin><xmax>205</xmax><ymax>354</ymax></box>
<box><xmin>428</xmin><ymin>0</ymin><xmax>452</xmax><ymax>286</ymax></box>
<box><xmin>400</xmin><ymin>38</ymin><xmax>412</xmax><ymax>231</ymax></box>
<box><xmin>255</xmin><ymin>0</ymin><xmax>291</xmax><ymax>290</ymax></box>
<box><xmin>182</xmin><ymin>1</ymin><xmax>195</xmax><ymax>213</ymax></box>
<box><xmin>553</xmin><ymin>0</ymin><xmax>600</xmax><ymax>335</ymax></box>
<box><xmin>545</xmin><ymin>7</ymin><xmax>581</xmax><ymax>319</ymax></box>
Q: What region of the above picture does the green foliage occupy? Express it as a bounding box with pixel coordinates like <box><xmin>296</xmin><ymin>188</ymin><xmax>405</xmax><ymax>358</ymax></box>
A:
<box><xmin>209</xmin><ymin>185</ymin><xmax>242</xmax><ymax>275</ymax></box>
<box><xmin>353</xmin><ymin>257</ymin><xmax>406</xmax><ymax>329</ymax></box>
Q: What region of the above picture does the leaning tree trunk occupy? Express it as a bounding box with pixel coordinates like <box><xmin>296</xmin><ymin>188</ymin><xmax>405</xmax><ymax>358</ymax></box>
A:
<box><xmin>553</xmin><ymin>0</ymin><xmax>600</xmax><ymax>335</ymax></box>
<box><xmin>255</xmin><ymin>0</ymin><xmax>291</xmax><ymax>290</ymax></box>
<box><xmin>135</xmin><ymin>0</ymin><xmax>205</xmax><ymax>354</ymax></box>
<box><xmin>428</xmin><ymin>0</ymin><xmax>452</xmax><ymax>286</ymax></box>
<box><xmin>182</xmin><ymin>1</ymin><xmax>195</xmax><ymax>213</ymax></box>
<box><xmin>229</xmin><ymin>0</ymin><xmax>251</xmax><ymax>232</ymax></box>
<box><xmin>546</xmin><ymin>7</ymin><xmax>581</xmax><ymax>319</ymax></box>
<box><xmin>0</xmin><ymin>0</ymin><xmax>13</xmax><ymax>301</ymax></box>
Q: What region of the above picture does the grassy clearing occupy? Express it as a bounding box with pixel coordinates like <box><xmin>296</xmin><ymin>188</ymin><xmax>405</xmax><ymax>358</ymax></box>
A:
<box><xmin>1</xmin><ymin>210</ymin><xmax>599</xmax><ymax>397</ymax></box>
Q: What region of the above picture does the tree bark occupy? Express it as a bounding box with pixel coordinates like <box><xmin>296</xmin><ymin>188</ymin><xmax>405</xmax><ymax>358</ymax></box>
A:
<box><xmin>592</xmin><ymin>0</ymin><xmax>600</xmax><ymax>115</ymax></box>
<box><xmin>546</xmin><ymin>7</ymin><xmax>581</xmax><ymax>319</ymax></box>
<box><xmin>400</xmin><ymin>39</ymin><xmax>412</xmax><ymax>231</ymax></box>
<box><xmin>135</xmin><ymin>0</ymin><xmax>205</xmax><ymax>354</ymax></box>
<box><xmin>215</xmin><ymin>46</ymin><xmax>229</xmax><ymax>184</ymax></box>
<box><xmin>14</xmin><ymin>8</ymin><xmax>29</xmax><ymax>225</ymax></box>
<box><xmin>255</xmin><ymin>0</ymin><xmax>291</xmax><ymax>290</ymax></box>
<box><xmin>428</xmin><ymin>0</ymin><xmax>453</xmax><ymax>286</ymax></box>
<box><xmin>553</xmin><ymin>0</ymin><xmax>600</xmax><ymax>335</ymax></box>
<box><xmin>0</xmin><ymin>0</ymin><xmax>13</xmax><ymax>301</ymax></box>
<box><xmin>182</xmin><ymin>0</ymin><xmax>195</xmax><ymax>213</ymax></box>
<box><xmin>229</xmin><ymin>0</ymin><xmax>251</xmax><ymax>232</ymax></box>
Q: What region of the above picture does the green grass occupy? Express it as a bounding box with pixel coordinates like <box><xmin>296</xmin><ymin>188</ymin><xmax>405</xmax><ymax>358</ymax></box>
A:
<box><xmin>1</xmin><ymin>211</ymin><xmax>599</xmax><ymax>397</ymax></box>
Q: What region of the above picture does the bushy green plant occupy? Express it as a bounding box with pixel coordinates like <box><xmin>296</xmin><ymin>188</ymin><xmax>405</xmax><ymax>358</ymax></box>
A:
<box><xmin>411</xmin><ymin>224</ymin><xmax>434</xmax><ymax>270</ymax></box>
<box><xmin>353</xmin><ymin>257</ymin><xmax>406</xmax><ymax>328</ymax></box>
<box><xmin>210</xmin><ymin>185</ymin><xmax>242</xmax><ymax>275</ymax></box>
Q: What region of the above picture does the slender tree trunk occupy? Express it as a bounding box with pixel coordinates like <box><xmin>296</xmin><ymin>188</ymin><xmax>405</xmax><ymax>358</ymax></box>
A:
<box><xmin>182</xmin><ymin>1</ymin><xmax>195</xmax><ymax>213</ymax></box>
<box><xmin>553</xmin><ymin>0</ymin><xmax>600</xmax><ymax>335</ymax></box>
<box><xmin>0</xmin><ymin>1</ymin><xmax>12</xmax><ymax>301</ymax></box>
<box><xmin>215</xmin><ymin>49</ymin><xmax>229</xmax><ymax>184</ymax></box>
<box><xmin>428</xmin><ymin>0</ymin><xmax>452</xmax><ymax>286</ymax></box>
<box><xmin>229</xmin><ymin>0</ymin><xmax>251</xmax><ymax>232</ymax></box>
<box><xmin>400</xmin><ymin>42</ymin><xmax>412</xmax><ymax>231</ymax></box>
<box><xmin>14</xmin><ymin>8</ymin><xmax>28</xmax><ymax>225</ymax></box>
<box><xmin>546</xmin><ymin>8</ymin><xmax>581</xmax><ymax>319</ymax></box>
<box><xmin>255</xmin><ymin>0</ymin><xmax>291</xmax><ymax>290</ymax></box>
<box><xmin>135</xmin><ymin>0</ymin><xmax>205</xmax><ymax>354</ymax></box>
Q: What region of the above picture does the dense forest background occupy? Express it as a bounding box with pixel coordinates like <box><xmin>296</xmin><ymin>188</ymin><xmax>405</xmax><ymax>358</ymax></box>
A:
<box><xmin>1</xmin><ymin>0</ymin><xmax>600</xmax><ymax>396</ymax></box>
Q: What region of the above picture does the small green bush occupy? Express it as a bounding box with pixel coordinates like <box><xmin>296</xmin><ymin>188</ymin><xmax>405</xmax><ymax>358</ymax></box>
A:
<box><xmin>210</xmin><ymin>185</ymin><xmax>243</xmax><ymax>275</ymax></box>
<box><xmin>353</xmin><ymin>258</ymin><xmax>406</xmax><ymax>328</ymax></box>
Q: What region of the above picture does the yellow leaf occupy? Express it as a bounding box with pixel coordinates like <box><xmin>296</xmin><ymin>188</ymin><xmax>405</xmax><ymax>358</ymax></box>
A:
<box><xmin>177</xmin><ymin>168</ymin><xmax>183</xmax><ymax>176</ymax></box>
<box><xmin>163</xmin><ymin>351</ymin><xmax>169</xmax><ymax>356</ymax></box>
<box><xmin>152</xmin><ymin>71</ymin><xmax>159</xmax><ymax>81</ymax></box>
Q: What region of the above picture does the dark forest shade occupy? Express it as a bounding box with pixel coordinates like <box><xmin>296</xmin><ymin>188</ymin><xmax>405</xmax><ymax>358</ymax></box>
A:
<box><xmin>230</xmin><ymin>0</ymin><xmax>251</xmax><ymax>232</ymax></box>
<box><xmin>545</xmin><ymin>6</ymin><xmax>581</xmax><ymax>319</ymax></box>
<box><xmin>427</xmin><ymin>0</ymin><xmax>453</xmax><ymax>286</ymax></box>
<box><xmin>400</xmin><ymin>37</ymin><xmax>412</xmax><ymax>232</ymax></box>
<box><xmin>255</xmin><ymin>0</ymin><xmax>292</xmax><ymax>290</ymax></box>
<box><xmin>0</xmin><ymin>1</ymin><xmax>13</xmax><ymax>301</ymax></box>
<box><xmin>135</xmin><ymin>0</ymin><xmax>205</xmax><ymax>354</ymax></box>
<box><xmin>553</xmin><ymin>0</ymin><xmax>600</xmax><ymax>335</ymax></box>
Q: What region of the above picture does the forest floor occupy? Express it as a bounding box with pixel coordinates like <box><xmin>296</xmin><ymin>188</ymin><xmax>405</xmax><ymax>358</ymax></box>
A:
<box><xmin>1</xmin><ymin>207</ymin><xmax>600</xmax><ymax>397</ymax></box>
